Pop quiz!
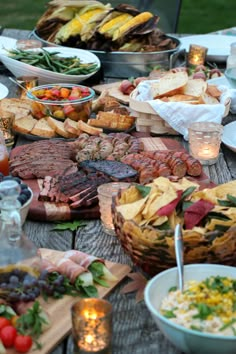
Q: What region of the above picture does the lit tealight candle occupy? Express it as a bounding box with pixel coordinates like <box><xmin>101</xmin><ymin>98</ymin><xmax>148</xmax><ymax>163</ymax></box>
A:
<box><xmin>71</xmin><ymin>298</ymin><xmax>112</xmax><ymax>354</ymax></box>
<box><xmin>187</xmin><ymin>44</ymin><xmax>208</xmax><ymax>66</ymax></box>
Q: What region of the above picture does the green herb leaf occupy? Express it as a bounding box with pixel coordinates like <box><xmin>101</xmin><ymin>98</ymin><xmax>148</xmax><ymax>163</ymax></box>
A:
<box><xmin>135</xmin><ymin>184</ymin><xmax>151</xmax><ymax>198</ymax></box>
<box><xmin>162</xmin><ymin>310</ymin><xmax>176</xmax><ymax>318</ymax></box>
<box><xmin>51</xmin><ymin>220</ymin><xmax>87</xmax><ymax>232</ymax></box>
<box><xmin>193</xmin><ymin>303</ymin><xmax>213</xmax><ymax>320</ymax></box>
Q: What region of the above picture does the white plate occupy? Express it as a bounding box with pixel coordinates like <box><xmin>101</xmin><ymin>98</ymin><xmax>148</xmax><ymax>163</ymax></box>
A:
<box><xmin>0</xmin><ymin>36</ymin><xmax>17</xmax><ymax>56</ymax></box>
<box><xmin>180</xmin><ymin>34</ymin><xmax>236</xmax><ymax>62</ymax></box>
<box><xmin>0</xmin><ymin>83</ymin><xmax>9</xmax><ymax>99</ymax></box>
<box><xmin>222</xmin><ymin>121</ymin><xmax>236</xmax><ymax>152</ymax></box>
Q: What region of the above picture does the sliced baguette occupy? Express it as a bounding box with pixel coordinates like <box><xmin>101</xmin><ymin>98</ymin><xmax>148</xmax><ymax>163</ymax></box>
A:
<box><xmin>31</xmin><ymin>118</ymin><xmax>57</xmax><ymax>138</ymax></box>
<box><xmin>199</xmin><ymin>92</ymin><xmax>220</xmax><ymax>105</ymax></box>
<box><xmin>47</xmin><ymin>116</ymin><xmax>77</xmax><ymax>138</ymax></box>
<box><xmin>13</xmin><ymin>115</ymin><xmax>37</xmax><ymax>134</ymax></box>
<box><xmin>160</xmin><ymin>94</ymin><xmax>201</xmax><ymax>104</ymax></box>
<box><xmin>183</xmin><ymin>78</ymin><xmax>207</xmax><ymax>97</ymax></box>
<box><xmin>64</xmin><ymin>118</ymin><xmax>80</xmax><ymax>135</ymax></box>
<box><xmin>151</xmin><ymin>71</ymin><xmax>188</xmax><ymax>99</ymax></box>
<box><xmin>78</xmin><ymin>120</ymin><xmax>103</xmax><ymax>136</ymax></box>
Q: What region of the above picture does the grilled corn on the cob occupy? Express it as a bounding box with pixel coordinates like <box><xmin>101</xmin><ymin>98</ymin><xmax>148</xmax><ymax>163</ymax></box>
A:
<box><xmin>113</xmin><ymin>11</ymin><xmax>153</xmax><ymax>41</ymax></box>
<box><xmin>98</xmin><ymin>13</ymin><xmax>133</xmax><ymax>37</ymax></box>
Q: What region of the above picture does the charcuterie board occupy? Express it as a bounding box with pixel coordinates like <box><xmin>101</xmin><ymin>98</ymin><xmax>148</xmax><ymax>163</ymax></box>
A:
<box><xmin>92</xmin><ymin>81</ymin><xmax>130</xmax><ymax>105</ymax></box>
<box><xmin>7</xmin><ymin>248</ymin><xmax>131</xmax><ymax>354</ymax></box>
<box><xmin>10</xmin><ymin>137</ymin><xmax>211</xmax><ymax>222</ymax></box>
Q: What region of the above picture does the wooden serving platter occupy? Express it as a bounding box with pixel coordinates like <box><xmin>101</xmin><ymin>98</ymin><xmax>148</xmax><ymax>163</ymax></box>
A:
<box><xmin>92</xmin><ymin>81</ymin><xmax>130</xmax><ymax>105</ymax></box>
<box><xmin>7</xmin><ymin>248</ymin><xmax>131</xmax><ymax>354</ymax></box>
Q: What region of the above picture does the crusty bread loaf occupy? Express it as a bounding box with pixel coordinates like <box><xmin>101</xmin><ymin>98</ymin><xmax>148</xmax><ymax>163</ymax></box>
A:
<box><xmin>88</xmin><ymin>111</ymin><xmax>135</xmax><ymax>130</ymax></box>
<box><xmin>151</xmin><ymin>71</ymin><xmax>189</xmax><ymax>99</ymax></box>
<box><xmin>183</xmin><ymin>78</ymin><xmax>207</xmax><ymax>97</ymax></box>
<box><xmin>47</xmin><ymin>116</ymin><xmax>77</xmax><ymax>138</ymax></box>
<box><xmin>31</xmin><ymin>118</ymin><xmax>57</xmax><ymax>138</ymax></box>
<box><xmin>64</xmin><ymin>118</ymin><xmax>79</xmax><ymax>135</ymax></box>
<box><xmin>13</xmin><ymin>115</ymin><xmax>37</xmax><ymax>134</ymax></box>
<box><xmin>78</xmin><ymin>120</ymin><xmax>103</xmax><ymax>136</ymax></box>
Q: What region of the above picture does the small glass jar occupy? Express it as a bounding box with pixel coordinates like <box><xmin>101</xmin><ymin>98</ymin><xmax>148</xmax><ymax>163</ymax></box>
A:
<box><xmin>226</xmin><ymin>42</ymin><xmax>236</xmax><ymax>69</ymax></box>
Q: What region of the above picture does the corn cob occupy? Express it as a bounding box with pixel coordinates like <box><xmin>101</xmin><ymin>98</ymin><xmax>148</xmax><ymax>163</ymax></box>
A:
<box><xmin>112</xmin><ymin>12</ymin><xmax>153</xmax><ymax>41</ymax></box>
<box><xmin>55</xmin><ymin>7</ymin><xmax>106</xmax><ymax>42</ymax></box>
<box><xmin>98</xmin><ymin>13</ymin><xmax>133</xmax><ymax>37</ymax></box>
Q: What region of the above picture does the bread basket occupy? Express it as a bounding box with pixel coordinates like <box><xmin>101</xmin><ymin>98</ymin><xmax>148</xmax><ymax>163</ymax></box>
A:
<box><xmin>129</xmin><ymin>85</ymin><xmax>231</xmax><ymax>135</ymax></box>
<box><xmin>111</xmin><ymin>182</ymin><xmax>236</xmax><ymax>276</ymax></box>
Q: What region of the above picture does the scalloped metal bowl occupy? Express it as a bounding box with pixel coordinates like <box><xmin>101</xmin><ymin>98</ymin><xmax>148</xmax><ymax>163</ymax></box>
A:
<box><xmin>31</xmin><ymin>30</ymin><xmax>181</xmax><ymax>78</ymax></box>
<box><xmin>144</xmin><ymin>264</ymin><xmax>236</xmax><ymax>354</ymax></box>
<box><xmin>0</xmin><ymin>46</ymin><xmax>101</xmax><ymax>84</ymax></box>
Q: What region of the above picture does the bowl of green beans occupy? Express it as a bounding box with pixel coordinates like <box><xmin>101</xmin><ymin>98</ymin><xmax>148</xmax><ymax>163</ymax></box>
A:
<box><xmin>0</xmin><ymin>46</ymin><xmax>101</xmax><ymax>84</ymax></box>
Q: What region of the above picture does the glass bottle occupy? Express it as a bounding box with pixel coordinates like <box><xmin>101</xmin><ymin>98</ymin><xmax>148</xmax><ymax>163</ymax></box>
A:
<box><xmin>226</xmin><ymin>42</ymin><xmax>236</xmax><ymax>69</ymax></box>
<box><xmin>0</xmin><ymin>130</ymin><xmax>9</xmax><ymax>176</ymax></box>
<box><xmin>0</xmin><ymin>179</ymin><xmax>41</xmax><ymax>275</ymax></box>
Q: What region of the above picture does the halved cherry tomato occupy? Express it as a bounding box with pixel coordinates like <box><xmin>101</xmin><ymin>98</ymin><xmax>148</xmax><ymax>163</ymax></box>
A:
<box><xmin>0</xmin><ymin>325</ymin><xmax>17</xmax><ymax>347</ymax></box>
<box><xmin>0</xmin><ymin>317</ymin><xmax>11</xmax><ymax>330</ymax></box>
<box><xmin>14</xmin><ymin>335</ymin><xmax>33</xmax><ymax>353</ymax></box>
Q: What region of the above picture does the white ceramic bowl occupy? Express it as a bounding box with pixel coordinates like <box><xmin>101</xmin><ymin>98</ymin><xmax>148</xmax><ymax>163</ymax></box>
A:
<box><xmin>222</xmin><ymin>121</ymin><xmax>236</xmax><ymax>152</ymax></box>
<box><xmin>20</xmin><ymin>187</ymin><xmax>33</xmax><ymax>225</ymax></box>
<box><xmin>144</xmin><ymin>264</ymin><xmax>236</xmax><ymax>354</ymax></box>
<box><xmin>0</xmin><ymin>46</ymin><xmax>101</xmax><ymax>84</ymax></box>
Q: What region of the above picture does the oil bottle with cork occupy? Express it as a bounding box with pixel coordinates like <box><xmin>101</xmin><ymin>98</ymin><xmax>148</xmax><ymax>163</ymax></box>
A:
<box><xmin>0</xmin><ymin>179</ymin><xmax>41</xmax><ymax>302</ymax></box>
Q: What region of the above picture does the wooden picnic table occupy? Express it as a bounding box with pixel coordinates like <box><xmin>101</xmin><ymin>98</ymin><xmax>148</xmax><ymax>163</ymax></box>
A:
<box><xmin>0</xmin><ymin>27</ymin><xmax>236</xmax><ymax>354</ymax></box>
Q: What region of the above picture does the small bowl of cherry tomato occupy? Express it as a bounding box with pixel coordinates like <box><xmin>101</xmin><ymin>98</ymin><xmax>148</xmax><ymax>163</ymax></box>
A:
<box><xmin>27</xmin><ymin>83</ymin><xmax>95</xmax><ymax>122</ymax></box>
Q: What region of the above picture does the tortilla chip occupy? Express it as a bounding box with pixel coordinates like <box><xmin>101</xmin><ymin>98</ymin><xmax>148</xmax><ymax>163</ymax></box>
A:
<box><xmin>192</xmin><ymin>180</ymin><xmax>236</xmax><ymax>204</ymax></box>
<box><xmin>116</xmin><ymin>196</ymin><xmax>148</xmax><ymax>220</ymax></box>
<box><xmin>152</xmin><ymin>216</ymin><xmax>168</xmax><ymax>226</ymax></box>
<box><xmin>119</xmin><ymin>185</ymin><xmax>142</xmax><ymax>204</ymax></box>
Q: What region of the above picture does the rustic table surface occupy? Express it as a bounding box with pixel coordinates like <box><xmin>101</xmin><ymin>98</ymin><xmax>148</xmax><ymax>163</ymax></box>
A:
<box><xmin>0</xmin><ymin>27</ymin><xmax>236</xmax><ymax>354</ymax></box>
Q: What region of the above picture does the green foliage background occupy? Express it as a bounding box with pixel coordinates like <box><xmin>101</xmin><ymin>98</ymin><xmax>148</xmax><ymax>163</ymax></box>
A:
<box><xmin>0</xmin><ymin>0</ymin><xmax>235</xmax><ymax>34</ymax></box>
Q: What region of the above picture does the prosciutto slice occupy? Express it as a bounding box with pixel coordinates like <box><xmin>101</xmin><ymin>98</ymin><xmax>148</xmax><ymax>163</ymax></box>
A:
<box><xmin>57</xmin><ymin>258</ymin><xmax>87</xmax><ymax>283</ymax></box>
<box><xmin>40</xmin><ymin>258</ymin><xmax>58</xmax><ymax>273</ymax></box>
<box><xmin>63</xmin><ymin>250</ymin><xmax>105</xmax><ymax>269</ymax></box>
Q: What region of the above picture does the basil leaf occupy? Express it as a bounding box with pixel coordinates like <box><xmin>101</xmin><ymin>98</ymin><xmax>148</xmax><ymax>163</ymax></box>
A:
<box><xmin>135</xmin><ymin>184</ymin><xmax>151</xmax><ymax>198</ymax></box>
<box><xmin>226</xmin><ymin>194</ymin><xmax>236</xmax><ymax>206</ymax></box>
<box><xmin>51</xmin><ymin>220</ymin><xmax>87</xmax><ymax>231</ymax></box>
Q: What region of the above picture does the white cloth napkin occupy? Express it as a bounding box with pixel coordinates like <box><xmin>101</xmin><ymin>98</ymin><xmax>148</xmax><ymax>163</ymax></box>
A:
<box><xmin>135</xmin><ymin>80</ymin><xmax>233</xmax><ymax>140</ymax></box>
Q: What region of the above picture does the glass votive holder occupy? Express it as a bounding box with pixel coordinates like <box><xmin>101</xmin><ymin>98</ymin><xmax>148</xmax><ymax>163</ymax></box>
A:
<box><xmin>97</xmin><ymin>182</ymin><xmax>130</xmax><ymax>235</ymax></box>
<box><xmin>16</xmin><ymin>76</ymin><xmax>39</xmax><ymax>99</ymax></box>
<box><xmin>71</xmin><ymin>298</ymin><xmax>112</xmax><ymax>354</ymax></box>
<box><xmin>0</xmin><ymin>111</ymin><xmax>15</xmax><ymax>147</ymax></box>
<box><xmin>187</xmin><ymin>44</ymin><xmax>208</xmax><ymax>66</ymax></box>
<box><xmin>188</xmin><ymin>122</ymin><xmax>223</xmax><ymax>165</ymax></box>
<box><xmin>16</xmin><ymin>39</ymin><xmax>42</xmax><ymax>50</ymax></box>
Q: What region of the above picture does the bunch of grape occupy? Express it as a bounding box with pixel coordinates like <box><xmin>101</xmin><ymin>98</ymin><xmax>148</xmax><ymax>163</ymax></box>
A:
<box><xmin>0</xmin><ymin>174</ymin><xmax>32</xmax><ymax>206</ymax></box>
<box><xmin>0</xmin><ymin>269</ymin><xmax>40</xmax><ymax>302</ymax></box>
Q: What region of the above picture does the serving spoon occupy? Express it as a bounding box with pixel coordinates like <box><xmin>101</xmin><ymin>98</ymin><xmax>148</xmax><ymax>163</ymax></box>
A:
<box><xmin>174</xmin><ymin>223</ymin><xmax>184</xmax><ymax>292</ymax></box>
<box><xmin>8</xmin><ymin>77</ymin><xmax>36</xmax><ymax>99</ymax></box>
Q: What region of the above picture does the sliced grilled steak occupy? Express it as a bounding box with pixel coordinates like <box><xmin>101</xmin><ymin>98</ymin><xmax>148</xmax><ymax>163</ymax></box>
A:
<box><xmin>79</xmin><ymin>160</ymin><xmax>138</xmax><ymax>181</ymax></box>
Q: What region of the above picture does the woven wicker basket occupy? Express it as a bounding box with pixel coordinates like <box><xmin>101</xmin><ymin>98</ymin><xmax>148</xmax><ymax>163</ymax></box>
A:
<box><xmin>111</xmin><ymin>189</ymin><xmax>236</xmax><ymax>276</ymax></box>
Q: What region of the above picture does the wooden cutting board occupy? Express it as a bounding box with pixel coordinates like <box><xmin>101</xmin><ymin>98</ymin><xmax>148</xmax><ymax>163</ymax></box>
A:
<box><xmin>7</xmin><ymin>248</ymin><xmax>131</xmax><ymax>354</ymax></box>
<box><xmin>92</xmin><ymin>81</ymin><xmax>130</xmax><ymax>105</ymax></box>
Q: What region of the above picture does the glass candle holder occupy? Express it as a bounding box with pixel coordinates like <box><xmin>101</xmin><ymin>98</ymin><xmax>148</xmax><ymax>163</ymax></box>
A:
<box><xmin>16</xmin><ymin>76</ymin><xmax>38</xmax><ymax>99</ymax></box>
<box><xmin>187</xmin><ymin>44</ymin><xmax>208</xmax><ymax>66</ymax></box>
<box><xmin>71</xmin><ymin>298</ymin><xmax>112</xmax><ymax>354</ymax></box>
<box><xmin>188</xmin><ymin>122</ymin><xmax>223</xmax><ymax>165</ymax></box>
<box><xmin>97</xmin><ymin>182</ymin><xmax>130</xmax><ymax>235</ymax></box>
<box><xmin>0</xmin><ymin>111</ymin><xmax>15</xmax><ymax>147</ymax></box>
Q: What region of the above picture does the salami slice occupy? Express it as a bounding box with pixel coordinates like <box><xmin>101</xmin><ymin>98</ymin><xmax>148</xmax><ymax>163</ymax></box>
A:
<box><xmin>63</xmin><ymin>250</ymin><xmax>104</xmax><ymax>269</ymax></box>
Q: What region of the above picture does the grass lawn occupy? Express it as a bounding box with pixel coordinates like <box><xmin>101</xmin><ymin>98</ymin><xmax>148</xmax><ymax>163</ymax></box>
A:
<box><xmin>0</xmin><ymin>0</ymin><xmax>235</xmax><ymax>34</ymax></box>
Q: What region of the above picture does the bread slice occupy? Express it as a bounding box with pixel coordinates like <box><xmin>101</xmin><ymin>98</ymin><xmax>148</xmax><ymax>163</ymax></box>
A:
<box><xmin>199</xmin><ymin>93</ymin><xmax>220</xmax><ymax>105</ymax></box>
<box><xmin>47</xmin><ymin>116</ymin><xmax>77</xmax><ymax>138</ymax></box>
<box><xmin>13</xmin><ymin>115</ymin><xmax>37</xmax><ymax>134</ymax></box>
<box><xmin>78</xmin><ymin>120</ymin><xmax>103</xmax><ymax>136</ymax></box>
<box><xmin>31</xmin><ymin>118</ymin><xmax>57</xmax><ymax>138</ymax></box>
<box><xmin>64</xmin><ymin>118</ymin><xmax>79</xmax><ymax>135</ymax></box>
<box><xmin>160</xmin><ymin>94</ymin><xmax>201</xmax><ymax>104</ymax></box>
<box><xmin>151</xmin><ymin>71</ymin><xmax>188</xmax><ymax>99</ymax></box>
<box><xmin>183</xmin><ymin>78</ymin><xmax>207</xmax><ymax>97</ymax></box>
<box><xmin>88</xmin><ymin>111</ymin><xmax>135</xmax><ymax>130</ymax></box>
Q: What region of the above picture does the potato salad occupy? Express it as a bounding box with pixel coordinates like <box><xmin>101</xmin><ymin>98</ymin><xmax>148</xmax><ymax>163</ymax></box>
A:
<box><xmin>160</xmin><ymin>276</ymin><xmax>236</xmax><ymax>336</ymax></box>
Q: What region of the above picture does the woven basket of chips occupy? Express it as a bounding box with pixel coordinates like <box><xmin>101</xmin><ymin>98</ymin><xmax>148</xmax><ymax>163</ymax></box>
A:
<box><xmin>111</xmin><ymin>178</ymin><xmax>236</xmax><ymax>276</ymax></box>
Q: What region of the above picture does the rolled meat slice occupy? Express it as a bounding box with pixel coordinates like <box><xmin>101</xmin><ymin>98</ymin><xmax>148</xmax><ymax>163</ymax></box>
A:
<box><xmin>63</xmin><ymin>250</ymin><xmax>104</xmax><ymax>269</ymax></box>
<box><xmin>57</xmin><ymin>258</ymin><xmax>88</xmax><ymax>284</ymax></box>
<box><xmin>40</xmin><ymin>258</ymin><xmax>58</xmax><ymax>273</ymax></box>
